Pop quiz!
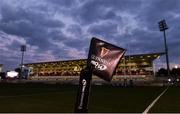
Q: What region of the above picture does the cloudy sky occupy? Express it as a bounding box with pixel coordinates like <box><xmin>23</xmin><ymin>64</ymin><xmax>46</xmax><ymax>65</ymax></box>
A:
<box><xmin>0</xmin><ymin>0</ymin><xmax>180</xmax><ymax>71</ymax></box>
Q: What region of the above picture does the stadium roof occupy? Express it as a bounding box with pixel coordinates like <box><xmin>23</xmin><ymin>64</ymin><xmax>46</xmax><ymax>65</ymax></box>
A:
<box><xmin>24</xmin><ymin>52</ymin><xmax>165</xmax><ymax>65</ymax></box>
<box><xmin>123</xmin><ymin>52</ymin><xmax>165</xmax><ymax>62</ymax></box>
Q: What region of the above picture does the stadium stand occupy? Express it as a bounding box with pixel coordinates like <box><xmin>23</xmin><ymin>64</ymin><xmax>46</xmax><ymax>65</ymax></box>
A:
<box><xmin>24</xmin><ymin>52</ymin><xmax>164</xmax><ymax>83</ymax></box>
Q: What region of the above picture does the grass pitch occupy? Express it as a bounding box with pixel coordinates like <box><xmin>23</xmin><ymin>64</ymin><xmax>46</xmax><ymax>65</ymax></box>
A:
<box><xmin>0</xmin><ymin>82</ymin><xmax>179</xmax><ymax>113</ymax></box>
<box><xmin>150</xmin><ymin>86</ymin><xmax>180</xmax><ymax>113</ymax></box>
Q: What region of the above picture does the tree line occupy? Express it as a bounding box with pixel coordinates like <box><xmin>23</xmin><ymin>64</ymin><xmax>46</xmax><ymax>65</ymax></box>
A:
<box><xmin>156</xmin><ymin>68</ymin><xmax>180</xmax><ymax>77</ymax></box>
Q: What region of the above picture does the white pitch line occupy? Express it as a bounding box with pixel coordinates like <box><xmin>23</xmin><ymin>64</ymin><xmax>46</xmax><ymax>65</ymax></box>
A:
<box><xmin>143</xmin><ymin>86</ymin><xmax>169</xmax><ymax>114</ymax></box>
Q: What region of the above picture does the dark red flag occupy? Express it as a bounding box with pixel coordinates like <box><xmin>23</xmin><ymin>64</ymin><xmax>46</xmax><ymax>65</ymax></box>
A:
<box><xmin>87</xmin><ymin>37</ymin><xmax>126</xmax><ymax>82</ymax></box>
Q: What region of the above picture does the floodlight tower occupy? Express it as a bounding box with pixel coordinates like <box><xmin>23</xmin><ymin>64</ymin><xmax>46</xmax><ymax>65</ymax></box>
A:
<box><xmin>20</xmin><ymin>45</ymin><xmax>26</xmax><ymax>79</ymax></box>
<box><xmin>158</xmin><ymin>19</ymin><xmax>170</xmax><ymax>76</ymax></box>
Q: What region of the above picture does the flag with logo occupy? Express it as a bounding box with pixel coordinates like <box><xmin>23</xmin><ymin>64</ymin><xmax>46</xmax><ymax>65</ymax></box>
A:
<box><xmin>87</xmin><ymin>37</ymin><xmax>126</xmax><ymax>82</ymax></box>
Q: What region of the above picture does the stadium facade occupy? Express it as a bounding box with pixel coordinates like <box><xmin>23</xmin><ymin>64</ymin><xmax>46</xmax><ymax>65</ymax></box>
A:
<box><xmin>24</xmin><ymin>52</ymin><xmax>165</xmax><ymax>82</ymax></box>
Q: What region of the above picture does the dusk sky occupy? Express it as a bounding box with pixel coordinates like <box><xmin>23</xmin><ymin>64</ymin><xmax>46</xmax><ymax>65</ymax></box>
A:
<box><xmin>0</xmin><ymin>0</ymin><xmax>180</xmax><ymax>71</ymax></box>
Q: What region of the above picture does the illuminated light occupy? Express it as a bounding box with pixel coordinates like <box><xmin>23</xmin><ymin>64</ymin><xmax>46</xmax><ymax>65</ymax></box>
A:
<box><xmin>140</xmin><ymin>56</ymin><xmax>143</xmax><ymax>58</ymax></box>
<box><xmin>7</xmin><ymin>71</ymin><xmax>18</xmax><ymax>78</ymax></box>
<box><xmin>157</xmin><ymin>56</ymin><xmax>160</xmax><ymax>59</ymax></box>
<box><xmin>175</xmin><ymin>65</ymin><xmax>178</xmax><ymax>69</ymax></box>
<box><xmin>130</xmin><ymin>57</ymin><xmax>134</xmax><ymax>59</ymax></box>
<box><xmin>147</xmin><ymin>56</ymin><xmax>151</xmax><ymax>58</ymax></box>
<box><xmin>142</xmin><ymin>59</ymin><xmax>145</xmax><ymax>61</ymax></box>
<box><xmin>176</xmin><ymin>79</ymin><xmax>179</xmax><ymax>82</ymax></box>
<box><xmin>168</xmin><ymin>78</ymin><xmax>171</xmax><ymax>82</ymax></box>
<box><xmin>142</xmin><ymin>62</ymin><xmax>148</xmax><ymax>65</ymax></box>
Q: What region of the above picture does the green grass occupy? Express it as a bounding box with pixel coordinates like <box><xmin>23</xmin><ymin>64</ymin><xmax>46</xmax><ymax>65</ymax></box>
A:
<box><xmin>0</xmin><ymin>83</ymin><xmax>77</xmax><ymax>113</ymax></box>
<box><xmin>88</xmin><ymin>86</ymin><xmax>165</xmax><ymax>113</ymax></box>
<box><xmin>0</xmin><ymin>83</ymin><xmax>169</xmax><ymax>113</ymax></box>
<box><xmin>150</xmin><ymin>86</ymin><xmax>180</xmax><ymax>113</ymax></box>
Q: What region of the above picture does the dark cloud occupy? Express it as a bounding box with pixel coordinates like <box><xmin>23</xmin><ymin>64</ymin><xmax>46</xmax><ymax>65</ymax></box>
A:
<box><xmin>67</xmin><ymin>24</ymin><xmax>82</xmax><ymax>37</ymax></box>
<box><xmin>88</xmin><ymin>22</ymin><xmax>118</xmax><ymax>38</ymax></box>
<box><xmin>0</xmin><ymin>0</ymin><xmax>180</xmax><ymax>71</ymax></box>
<box><xmin>0</xmin><ymin>1</ymin><xmax>65</xmax><ymax>55</ymax></box>
<box><xmin>46</xmin><ymin>0</ymin><xmax>77</xmax><ymax>7</ymax></box>
<box><xmin>64</xmin><ymin>39</ymin><xmax>85</xmax><ymax>49</ymax></box>
<box><xmin>72</xmin><ymin>0</ymin><xmax>142</xmax><ymax>24</ymax></box>
<box><xmin>137</xmin><ymin>0</ymin><xmax>180</xmax><ymax>31</ymax></box>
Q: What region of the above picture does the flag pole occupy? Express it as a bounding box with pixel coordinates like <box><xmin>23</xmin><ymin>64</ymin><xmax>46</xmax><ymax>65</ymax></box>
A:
<box><xmin>74</xmin><ymin>37</ymin><xmax>126</xmax><ymax>113</ymax></box>
<box><xmin>74</xmin><ymin>66</ymin><xmax>93</xmax><ymax>113</ymax></box>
